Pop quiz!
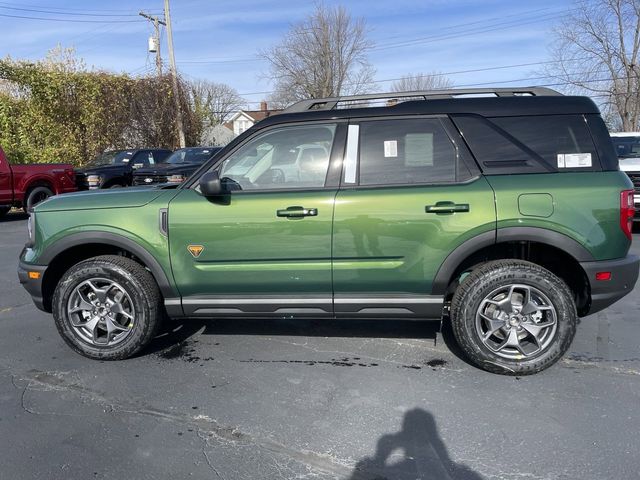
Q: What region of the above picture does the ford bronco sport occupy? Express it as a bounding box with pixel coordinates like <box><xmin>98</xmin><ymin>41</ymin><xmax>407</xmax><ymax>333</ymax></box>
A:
<box><xmin>17</xmin><ymin>87</ymin><xmax>639</xmax><ymax>375</ymax></box>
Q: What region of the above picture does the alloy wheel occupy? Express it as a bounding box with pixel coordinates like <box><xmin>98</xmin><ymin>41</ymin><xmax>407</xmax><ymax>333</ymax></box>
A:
<box><xmin>475</xmin><ymin>284</ymin><xmax>558</xmax><ymax>359</ymax></box>
<box><xmin>67</xmin><ymin>278</ymin><xmax>135</xmax><ymax>346</ymax></box>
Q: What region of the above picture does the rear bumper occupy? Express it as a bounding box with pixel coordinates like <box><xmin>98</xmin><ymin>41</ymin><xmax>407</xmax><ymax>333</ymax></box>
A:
<box><xmin>17</xmin><ymin>259</ymin><xmax>48</xmax><ymax>312</ymax></box>
<box><xmin>580</xmin><ymin>255</ymin><xmax>639</xmax><ymax>315</ymax></box>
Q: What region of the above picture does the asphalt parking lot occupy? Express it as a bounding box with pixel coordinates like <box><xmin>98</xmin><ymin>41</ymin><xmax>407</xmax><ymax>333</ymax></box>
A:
<box><xmin>1</xmin><ymin>211</ymin><xmax>639</xmax><ymax>480</ymax></box>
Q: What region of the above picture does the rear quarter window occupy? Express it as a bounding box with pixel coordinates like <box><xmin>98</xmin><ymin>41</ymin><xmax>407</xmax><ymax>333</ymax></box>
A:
<box><xmin>453</xmin><ymin>114</ymin><xmax>602</xmax><ymax>174</ymax></box>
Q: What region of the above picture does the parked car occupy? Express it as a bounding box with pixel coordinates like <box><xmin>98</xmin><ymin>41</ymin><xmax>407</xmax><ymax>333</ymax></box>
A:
<box><xmin>75</xmin><ymin>149</ymin><xmax>172</xmax><ymax>190</ymax></box>
<box><xmin>18</xmin><ymin>87</ymin><xmax>639</xmax><ymax>375</ymax></box>
<box><xmin>610</xmin><ymin>132</ymin><xmax>640</xmax><ymax>221</ymax></box>
<box><xmin>132</xmin><ymin>147</ymin><xmax>221</xmax><ymax>186</ymax></box>
<box><xmin>0</xmin><ymin>146</ymin><xmax>76</xmax><ymax>217</ymax></box>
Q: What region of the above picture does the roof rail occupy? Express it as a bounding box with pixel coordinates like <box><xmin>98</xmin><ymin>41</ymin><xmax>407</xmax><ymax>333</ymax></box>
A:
<box><xmin>283</xmin><ymin>87</ymin><xmax>563</xmax><ymax>113</ymax></box>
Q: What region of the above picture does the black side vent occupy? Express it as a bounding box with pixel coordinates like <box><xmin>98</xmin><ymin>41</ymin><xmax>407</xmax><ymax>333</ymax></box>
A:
<box><xmin>159</xmin><ymin>208</ymin><xmax>168</xmax><ymax>236</ymax></box>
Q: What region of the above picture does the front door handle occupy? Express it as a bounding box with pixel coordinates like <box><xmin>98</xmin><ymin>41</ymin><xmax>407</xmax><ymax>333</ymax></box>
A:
<box><xmin>425</xmin><ymin>202</ymin><xmax>470</xmax><ymax>214</ymax></box>
<box><xmin>277</xmin><ymin>206</ymin><xmax>318</xmax><ymax>218</ymax></box>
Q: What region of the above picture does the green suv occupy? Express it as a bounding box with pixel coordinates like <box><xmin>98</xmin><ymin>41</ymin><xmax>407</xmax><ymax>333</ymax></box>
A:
<box><xmin>18</xmin><ymin>87</ymin><xmax>639</xmax><ymax>375</ymax></box>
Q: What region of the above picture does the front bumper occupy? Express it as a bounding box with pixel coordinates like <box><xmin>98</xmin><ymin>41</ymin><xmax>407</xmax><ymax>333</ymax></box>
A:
<box><xmin>17</xmin><ymin>259</ymin><xmax>48</xmax><ymax>312</ymax></box>
<box><xmin>580</xmin><ymin>254</ymin><xmax>639</xmax><ymax>315</ymax></box>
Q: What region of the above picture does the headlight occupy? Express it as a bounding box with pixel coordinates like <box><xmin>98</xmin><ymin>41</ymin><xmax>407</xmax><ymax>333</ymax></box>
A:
<box><xmin>27</xmin><ymin>213</ymin><xmax>35</xmax><ymax>246</ymax></box>
<box><xmin>87</xmin><ymin>174</ymin><xmax>102</xmax><ymax>189</ymax></box>
<box><xmin>167</xmin><ymin>174</ymin><xmax>185</xmax><ymax>183</ymax></box>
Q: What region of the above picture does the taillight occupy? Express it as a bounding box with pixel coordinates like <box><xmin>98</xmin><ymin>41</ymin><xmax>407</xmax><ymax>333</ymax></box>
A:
<box><xmin>620</xmin><ymin>189</ymin><xmax>635</xmax><ymax>240</ymax></box>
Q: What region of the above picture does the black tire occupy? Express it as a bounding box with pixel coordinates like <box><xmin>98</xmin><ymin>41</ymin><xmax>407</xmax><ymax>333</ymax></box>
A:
<box><xmin>52</xmin><ymin>255</ymin><xmax>165</xmax><ymax>360</ymax></box>
<box><xmin>450</xmin><ymin>260</ymin><xmax>577</xmax><ymax>375</ymax></box>
<box><xmin>109</xmin><ymin>184</ymin><xmax>123</xmax><ymax>189</ymax></box>
<box><xmin>0</xmin><ymin>206</ymin><xmax>10</xmax><ymax>218</ymax></box>
<box><xmin>25</xmin><ymin>186</ymin><xmax>53</xmax><ymax>210</ymax></box>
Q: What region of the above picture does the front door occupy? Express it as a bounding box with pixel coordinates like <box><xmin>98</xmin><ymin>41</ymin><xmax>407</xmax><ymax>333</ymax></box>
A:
<box><xmin>332</xmin><ymin>117</ymin><xmax>496</xmax><ymax>318</ymax></box>
<box><xmin>168</xmin><ymin>122</ymin><xmax>344</xmax><ymax>317</ymax></box>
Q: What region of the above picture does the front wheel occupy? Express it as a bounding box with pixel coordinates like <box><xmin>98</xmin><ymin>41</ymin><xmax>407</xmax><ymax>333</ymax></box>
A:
<box><xmin>450</xmin><ymin>260</ymin><xmax>577</xmax><ymax>375</ymax></box>
<box><xmin>52</xmin><ymin>255</ymin><xmax>164</xmax><ymax>360</ymax></box>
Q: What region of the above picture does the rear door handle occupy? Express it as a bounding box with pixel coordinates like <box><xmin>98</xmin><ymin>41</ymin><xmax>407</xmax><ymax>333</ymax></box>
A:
<box><xmin>425</xmin><ymin>202</ymin><xmax>470</xmax><ymax>214</ymax></box>
<box><xmin>277</xmin><ymin>206</ymin><xmax>318</xmax><ymax>218</ymax></box>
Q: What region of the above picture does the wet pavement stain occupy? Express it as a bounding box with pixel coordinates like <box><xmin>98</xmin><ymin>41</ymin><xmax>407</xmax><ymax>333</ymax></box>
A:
<box><xmin>401</xmin><ymin>358</ymin><xmax>448</xmax><ymax>371</ymax></box>
<box><xmin>156</xmin><ymin>340</ymin><xmax>214</xmax><ymax>363</ymax></box>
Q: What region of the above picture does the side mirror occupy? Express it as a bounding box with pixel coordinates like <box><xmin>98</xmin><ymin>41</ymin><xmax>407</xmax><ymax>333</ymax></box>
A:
<box><xmin>199</xmin><ymin>170</ymin><xmax>226</xmax><ymax>197</ymax></box>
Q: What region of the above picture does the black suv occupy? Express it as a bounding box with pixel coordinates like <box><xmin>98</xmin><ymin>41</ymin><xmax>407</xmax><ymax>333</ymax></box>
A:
<box><xmin>76</xmin><ymin>149</ymin><xmax>172</xmax><ymax>190</ymax></box>
<box><xmin>132</xmin><ymin>147</ymin><xmax>221</xmax><ymax>186</ymax></box>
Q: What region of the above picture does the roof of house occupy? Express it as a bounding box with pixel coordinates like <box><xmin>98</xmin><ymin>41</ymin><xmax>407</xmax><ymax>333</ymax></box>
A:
<box><xmin>223</xmin><ymin>107</ymin><xmax>283</xmax><ymax>131</ymax></box>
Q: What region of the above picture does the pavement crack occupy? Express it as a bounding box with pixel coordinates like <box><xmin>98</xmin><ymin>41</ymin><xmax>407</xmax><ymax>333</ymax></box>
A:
<box><xmin>561</xmin><ymin>358</ymin><xmax>640</xmax><ymax>376</ymax></box>
<box><xmin>14</xmin><ymin>369</ymin><xmax>353</xmax><ymax>477</ymax></box>
<box><xmin>20</xmin><ymin>382</ymin><xmax>35</xmax><ymax>415</ymax></box>
<box><xmin>196</xmin><ymin>429</ymin><xmax>226</xmax><ymax>479</ymax></box>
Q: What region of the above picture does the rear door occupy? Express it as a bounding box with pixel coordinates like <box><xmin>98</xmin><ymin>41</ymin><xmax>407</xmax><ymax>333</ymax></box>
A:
<box><xmin>332</xmin><ymin>116</ymin><xmax>496</xmax><ymax>318</ymax></box>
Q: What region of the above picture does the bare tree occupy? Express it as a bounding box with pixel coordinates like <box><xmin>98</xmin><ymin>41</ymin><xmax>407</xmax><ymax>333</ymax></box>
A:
<box><xmin>189</xmin><ymin>79</ymin><xmax>244</xmax><ymax>126</ymax></box>
<box><xmin>261</xmin><ymin>3</ymin><xmax>375</xmax><ymax>107</ymax></box>
<box><xmin>391</xmin><ymin>72</ymin><xmax>453</xmax><ymax>92</ymax></box>
<box><xmin>546</xmin><ymin>0</ymin><xmax>640</xmax><ymax>131</ymax></box>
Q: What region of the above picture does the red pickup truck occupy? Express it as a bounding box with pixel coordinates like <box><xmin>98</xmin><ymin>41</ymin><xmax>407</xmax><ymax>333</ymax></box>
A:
<box><xmin>0</xmin><ymin>146</ymin><xmax>77</xmax><ymax>217</ymax></box>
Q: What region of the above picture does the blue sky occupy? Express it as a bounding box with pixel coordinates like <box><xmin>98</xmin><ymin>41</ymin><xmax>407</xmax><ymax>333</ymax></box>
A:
<box><xmin>1</xmin><ymin>0</ymin><xmax>573</xmax><ymax>107</ymax></box>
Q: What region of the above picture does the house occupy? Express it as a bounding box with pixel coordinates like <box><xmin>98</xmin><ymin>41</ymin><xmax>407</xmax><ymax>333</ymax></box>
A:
<box><xmin>224</xmin><ymin>101</ymin><xmax>281</xmax><ymax>136</ymax></box>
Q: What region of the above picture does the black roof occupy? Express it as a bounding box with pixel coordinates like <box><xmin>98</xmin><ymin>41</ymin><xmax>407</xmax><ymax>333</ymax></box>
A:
<box><xmin>256</xmin><ymin>95</ymin><xmax>601</xmax><ymax>131</ymax></box>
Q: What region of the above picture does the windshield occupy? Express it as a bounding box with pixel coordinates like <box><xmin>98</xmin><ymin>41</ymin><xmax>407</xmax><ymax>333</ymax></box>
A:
<box><xmin>166</xmin><ymin>147</ymin><xmax>216</xmax><ymax>165</ymax></box>
<box><xmin>611</xmin><ymin>136</ymin><xmax>640</xmax><ymax>159</ymax></box>
<box><xmin>88</xmin><ymin>150</ymin><xmax>131</xmax><ymax>166</ymax></box>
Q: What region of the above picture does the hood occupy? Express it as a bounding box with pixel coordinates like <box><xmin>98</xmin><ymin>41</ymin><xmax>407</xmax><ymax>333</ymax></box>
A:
<box><xmin>77</xmin><ymin>163</ymin><xmax>132</xmax><ymax>175</ymax></box>
<box><xmin>619</xmin><ymin>157</ymin><xmax>640</xmax><ymax>173</ymax></box>
<box><xmin>34</xmin><ymin>186</ymin><xmax>167</xmax><ymax>212</ymax></box>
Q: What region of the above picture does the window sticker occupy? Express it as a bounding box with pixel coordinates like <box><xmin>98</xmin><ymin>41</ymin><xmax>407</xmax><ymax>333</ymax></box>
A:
<box><xmin>384</xmin><ymin>140</ymin><xmax>398</xmax><ymax>158</ymax></box>
<box><xmin>405</xmin><ymin>133</ymin><xmax>434</xmax><ymax>166</ymax></box>
<box><xmin>557</xmin><ymin>153</ymin><xmax>592</xmax><ymax>168</ymax></box>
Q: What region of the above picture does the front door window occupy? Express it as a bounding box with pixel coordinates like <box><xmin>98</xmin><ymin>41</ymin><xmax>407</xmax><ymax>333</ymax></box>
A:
<box><xmin>220</xmin><ymin>124</ymin><xmax>336</xmax><ymax>190</ymax></box>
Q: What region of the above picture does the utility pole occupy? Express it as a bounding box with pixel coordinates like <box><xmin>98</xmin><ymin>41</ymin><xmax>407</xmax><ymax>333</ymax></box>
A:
<box><xmin>138</xmin><ymin>11</ymin><xmax>166</xmax><ymax>76</ymax></box>
<box><xmin>164</xmin><ymin>0</ymin><xmax>186</xmax><ymax>148</ymax></box>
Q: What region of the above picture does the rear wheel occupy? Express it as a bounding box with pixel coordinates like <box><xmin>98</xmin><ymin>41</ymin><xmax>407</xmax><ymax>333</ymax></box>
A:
<box><xmin>25</xmin><ymin>186</ymin><xmax>53</xmax><ymax>210</ymax></box>
<box><xmin>52</xmin><ymin>255</ymin><xmax>164</xmax><ymax>360</ymax></box>
<box><xmin>450</xmin><ymin>260</ymin><xmax>576</xmax><ymax>375</ymax></box>
<box><xmin>0</xmin><ymin>206</ymin><xmax>10</xmax><ymax>218</ymax></box>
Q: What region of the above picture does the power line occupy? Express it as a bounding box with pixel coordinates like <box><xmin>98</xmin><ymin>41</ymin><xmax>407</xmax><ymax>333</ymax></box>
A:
<box><xmin>176</xmin><ymin>12</ymin><xmax>574</xmax><ymax>65</ymax></box>
<box><xmin>0</xmin><ymin>5</ymin><xmax>141</xmax><ymax>17</ymax></box>
<box><xmin>373</xmin><ymin>6</ymin><xmax>566</xmax><ymax>44</ymax></box>
<box><xmin>372</xmin><ymin>11</ymin><xmax>574</xmax><ymax>52</ymax></box>
<box><xmin>234</xmin><ymin>59</ymin><xmax>583</xmax><ymax>97</ymax></box>
<box><xmin>0</xmin><ymin>1</ymin><xmax>161</xmax><ymax>14</ymax></box>
<box><xmin>0</xmin><ymin>12</ymin><xmax>142</xmax><ymax>23</ymax></box>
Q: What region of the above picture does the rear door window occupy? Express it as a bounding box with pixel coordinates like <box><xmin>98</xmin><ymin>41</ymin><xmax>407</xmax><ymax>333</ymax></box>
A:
<box><xmin>356</xmin><ymin>118</ymin><xmax>471</xmax><ymax>186</ymax></box>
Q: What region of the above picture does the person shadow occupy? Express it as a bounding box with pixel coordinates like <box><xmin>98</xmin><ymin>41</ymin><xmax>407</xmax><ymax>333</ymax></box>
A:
<box><xmin>348</xmin><ymin>408</ymin><xmax>483</xmax><ymax>480</ymax></box>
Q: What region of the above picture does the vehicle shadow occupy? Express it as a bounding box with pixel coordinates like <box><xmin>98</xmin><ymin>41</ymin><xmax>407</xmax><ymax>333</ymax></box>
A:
<box><xmin>143</xmin><ymin>316</ymin><xmax>472</xmax><ymax>366</ymax></box>
<box><xmin>348</xmin><ymin>408</ymin><xmax>483</xmax><ymax>480</ymax></box>
<box><xmin>200</xmin><ymin>317</ymin><xmax>441</xmax><ymax>340</ymax></box>
<box><xmin>0</xmin><ymin>211</ymin><xmax>28</xmax><ymax>222</ymax></box>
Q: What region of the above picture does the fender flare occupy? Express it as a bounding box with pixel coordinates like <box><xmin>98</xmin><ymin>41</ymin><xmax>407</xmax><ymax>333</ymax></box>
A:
<box><xmin>40</xmin><ymin>231</ymin><xmax>177</xmax><ymax>298</ymax></box>
<box><xmin>431</xmin><ymin>227</ymin><xmax>594</xmax><ymax>295</ymax></box>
